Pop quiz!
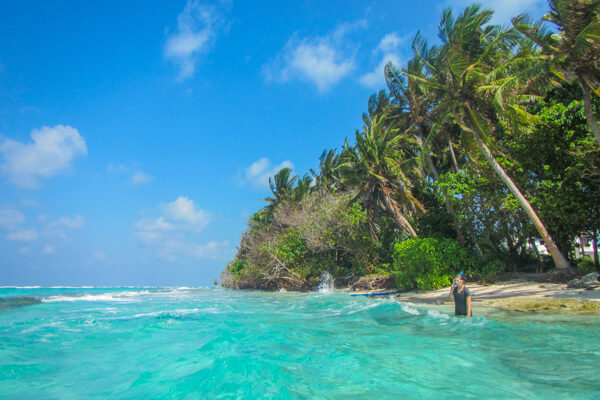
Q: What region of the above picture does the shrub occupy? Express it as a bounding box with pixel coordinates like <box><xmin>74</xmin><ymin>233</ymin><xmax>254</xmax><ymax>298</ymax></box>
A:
<box><xmin>577</xmin><ymin>258</ymin><xmax>597</xmax><ymax>273</ymax></box>
<box><xmin>391</xmin><ymin>237</ymin><xmax>475</xmax><ymax>291</ymax></box>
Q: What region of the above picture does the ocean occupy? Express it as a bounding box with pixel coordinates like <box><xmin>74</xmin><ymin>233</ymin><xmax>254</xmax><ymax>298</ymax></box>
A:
<box><xmin>0</xmin><ymin>287</ymin><xmax>598</xmax><ymax>399</ymax></box>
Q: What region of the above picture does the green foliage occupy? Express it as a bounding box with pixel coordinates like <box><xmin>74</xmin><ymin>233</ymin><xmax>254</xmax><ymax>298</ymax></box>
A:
<box><xmin>504</xmin><ymin>93</ymin><xmax>600</xmax><ymax>257</ymax></box>
<box><xmin>223</xmin><ymin>4</ymin><xmax>600</xmax><ymax>290</ymax></box>
<box><xmin>391</xmin><ymin>238</ymin><xmax>475</xmax><ymax>291</ymax></box>
<box><xmin>576</xmin><ymin>258</ymin><xmax>598</xmax><ymax>273</ymax></box>
<box><xmin>227</xmin><ymin>259</ymin><xmax>247</xmax><ymax>276</ymax></box>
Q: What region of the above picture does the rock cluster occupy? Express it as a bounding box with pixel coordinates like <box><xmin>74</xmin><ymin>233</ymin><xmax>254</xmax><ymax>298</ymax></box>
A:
<box><xmin>568</xmin><ymin>272</ymin><xmax>600</xmax><ymax>289</ymax></box>
<box><xmin>351</xmin><ymin>275</ymin><xmax>396</xmax><ymax>290</ymax></box>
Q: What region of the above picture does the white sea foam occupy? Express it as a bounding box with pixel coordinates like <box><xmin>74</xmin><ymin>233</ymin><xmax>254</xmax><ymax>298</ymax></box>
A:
<box><xmin>0</xmin><ymin>286</ymin><xmax>42</xmax><ymax>289</ymax></box>
<box><xmin>427</xmin><ymin>309</ymin><xmax>451</xmax><ymax>320</ymax></box>
<box><xmin>346</xmin><ymin>300</ymin><xmax>391</xmax><ymax>315</ymax></box>
<box><xmin>399</xmin><ymin>302</ymin><xmax>421</xmax><ymax>315</ymax></box>
<box><xmin>42</xmin><ymin>290</ymin><xmax>153</xmax><ymax>303</ymax></box>
<box><xmin>318</xmin><ymin>271</ymin><xmax>335</xmax><ymax>293</ymax></box>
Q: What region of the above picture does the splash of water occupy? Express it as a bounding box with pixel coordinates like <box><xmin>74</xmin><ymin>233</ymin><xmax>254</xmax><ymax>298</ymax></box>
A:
<box><xmin>318</xmin><ymin>271</ymin><xmax>335</xmax><ymax>293</ymax></box>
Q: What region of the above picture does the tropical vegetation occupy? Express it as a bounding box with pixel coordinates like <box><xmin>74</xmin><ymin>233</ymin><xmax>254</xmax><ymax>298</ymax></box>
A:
<box><xmin>221</xmin><ymin>1</ymin><xmax>600</xmax><ymax>291</ymax></box>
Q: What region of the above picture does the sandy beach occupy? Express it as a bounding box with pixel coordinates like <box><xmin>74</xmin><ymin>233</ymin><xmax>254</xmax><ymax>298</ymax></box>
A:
<box><xmin>393</xmin><ymin>279</ymin><xmax>600</xmax><ymax>314</ymax></box>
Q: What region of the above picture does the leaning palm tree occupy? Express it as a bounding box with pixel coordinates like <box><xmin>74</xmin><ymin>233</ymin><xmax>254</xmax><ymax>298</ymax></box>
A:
<box><xmin>340</xmin><ymin>114</ymin><xmax>424</xmax><ymax>238</ymax></box>
<box><xmin>385</xmin><ymin>35</ymin><xmax>467</xmax><ymax>246</ymax></box>
<box><xmin>406</xmin><ymin>5</ymin><xmax>570</xmax><ymax>268</ymax></box>
<box><xmin>512</xmin><ymin>0</ymin><xmax>600</xmax><ymax>145</ymax></box>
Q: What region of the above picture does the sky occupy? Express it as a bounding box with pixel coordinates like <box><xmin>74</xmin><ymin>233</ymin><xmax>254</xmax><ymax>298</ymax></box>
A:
<box><xmin>0</xmin><ymin>0</ymin><xmax>548</xmax><ymax>286</ymax></box>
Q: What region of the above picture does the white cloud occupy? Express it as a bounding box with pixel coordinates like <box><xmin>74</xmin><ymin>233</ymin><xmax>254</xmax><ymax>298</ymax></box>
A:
<box><xmin>164</xmin><ymin>0</ymin><xmax>226</xmax><ymax>79</ymax></box>
<box><xmin>165</xmin><ymin>196</ymin><xmax>209</xmax><ymax>228</ymax></box>
<box><xmin>190</xmin><ymin>240</ymin><xmax>234</xmax><ymax>260</ymax></box>
<box><xmin>47</xmin><ymin>215</ymin><xmax>85</xmax><ymax>230</ymax></box>
<box><xmin>359</xmin><ymin>54</ymin><xmax>402</xmax><ymax>88</ymax></box>
<box><xmin>7</xmin><ymin>229</ymin><xmax>38</xmax><ymax>242</ymax></box>
<box><xmin>443</xmin><ymin>0</ymin><xmax>546</xmax><ymax>24</ymax></box>
<box><xmin>107</xmin><ymin>163</ymin><xmax>153</xmax><ymax>186</ymax></box>
<box><xmin>19</xmin><ymin>247</ymin><xmax>30</xmax><ymax>255</ymax></box>
<box><xmin>359</xmin><ymin>33</ymin><xmax>405</xmax><ymax>89</ymax></box>
<box><xmin>134</xmin><ymin>197</ymin><xmax>209</xmax><ymax>233</ymax></box>
<box><xmin>42</xmin><ymin>245</ymin><xmax>55</xmax><ymax>254</ymax></box>
<box><xmin>40</xmin><ymin>214</ymin><xmax>85</xmax><ymax>242</ymax></box>
<box><xmin>242</xmin><ymin>158</ymin><xmax>294</xmax><ymax>190</ymax></box>
<box><xmin>134</xmin><ymin>197</ymin><xmax>229</xmax><ymax>262</ymax></box>
<box><xmin>264</xmin><ymin>23</ymin><xmax>365</xmax><ymax>93</ymax></box>
<box><xmin>131</xmin><ymin>171</ymin><xmax>154</xmax><ymax>185</ymax></box>
<box><xmin>0</xmin><ymin>208</ymin><xmax>25</xmax><ymax>230</ymax></box>
<box><xmin>0</xmin><ymin>125</ymin><xmax>87</xmax><ymax>189</ymax></box>
<box><xmin>135</xmin><ymin>217</ymin><xmax>173</xmax><ymax>232</ymax></box>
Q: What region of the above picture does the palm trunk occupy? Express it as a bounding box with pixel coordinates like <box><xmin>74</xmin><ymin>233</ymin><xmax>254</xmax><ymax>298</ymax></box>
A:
<box><xmin>465</xmin><ymin>104</ymin><xmax>570</xmax><ymax>269</ymax></box>
<box><xmin>448</xmin><ymin>138</ymin><xmax>460</xmax><ymax>172</ymax></box>
<box><xmin>382</xmin><ymin>191</ymin><xmax>418</xmax><ymax>237</ymax></box>
<box><xmin>426</xmin><ymin>155</ymin><xmax>467</xmax><ymax>246</ymax></box>
<box><xmin>579</xmin><ymin>79</ymin><xmax>600</xmax><ymax>146</ymax></box>
<box><xmin>593</xmin><ymin>231</ymin><xmax>599</xmax><ymax>272</ymax></box>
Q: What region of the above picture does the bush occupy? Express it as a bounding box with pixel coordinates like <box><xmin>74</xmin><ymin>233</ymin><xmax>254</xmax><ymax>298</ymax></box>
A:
<box><xmin>577</xmin><ymin>258</ymin><xmax>597</xmax><ymax>273</ymax></box>
<box><xmin>391</xmin><ymin>237</ymin><xmax>475</xmax><ymax>291</ymax></box>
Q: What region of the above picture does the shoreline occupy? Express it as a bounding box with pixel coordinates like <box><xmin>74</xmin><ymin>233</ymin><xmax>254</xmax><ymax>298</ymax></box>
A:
<box><xmin>392</xmin><ymin>280</ymin><xmax>600</xmax><ymax>314</ymax></box>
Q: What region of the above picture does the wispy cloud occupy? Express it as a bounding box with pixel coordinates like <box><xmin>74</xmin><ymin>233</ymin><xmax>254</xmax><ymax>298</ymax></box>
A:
<box><xmin>0</xmin><ymin>208</ymin><xmax>25</xmax><ymax>230</ymax></box>
<box><xmin>359</xmin><ymin>32</ymin><xmax>407</xmax><ymax>89</ymax></box>
<box><xmin>164</xmin><ymin>0</ymin><xmax>228</xmax><ymax>79</ymax></box>
<box><xmin>442</xmin><ymin>0</ymin><xmax>546</xmax><ymax>24</ymax></box>
<box><xmin>107</xmin><ymin>162</ymin><xmax>153</xmax><ymax>186</ymax></box>
<box><xmin>240</xmin><ymin>158</ymin><xmax>294</xmax><ymax>190</ymax></box>
<box><xmin>0</xmin><ymin>125</ymin><xmax>87</xmax><ymax>189</ymax></box>
<box><xmin>131</xmin><ymin>171</ymin><xmax>154</xmax><ymax>185</ymax></box>
<box><xmin>42</xmin><ymin>245</ymin><xmax>55</xmax><ymax>254</ymax></box>
<box><xmin>134</xmin><ymin>196</ymin><xmax>231</xmax><ymax>262</ymax></box>
<box><xmin>264</xmin><ymin>22</ymin><xmax>366</xmax><ymax>93</ymax></box>
<box><xmin>43</xmin><ymin>215</ymin><xmax>85</xmax><ymax>240</ymax></box>
<box><xmin>7</xmin><ymin>229</ymin><xmax>38</xmax><ymax>242</ymax></box>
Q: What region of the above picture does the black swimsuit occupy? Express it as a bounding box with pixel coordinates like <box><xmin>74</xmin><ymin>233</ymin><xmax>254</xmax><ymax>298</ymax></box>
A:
<box><xmin>453</xmin><ymin>287</ymin><xmax>471</xmax><ymax>316</ymax></box>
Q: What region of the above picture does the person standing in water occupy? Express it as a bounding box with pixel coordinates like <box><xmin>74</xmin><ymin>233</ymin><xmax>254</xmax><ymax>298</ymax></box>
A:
<box><xmin>450</xmin><ymin>274</ymin><xmax>472</xmax><ymax>317</ymax></box>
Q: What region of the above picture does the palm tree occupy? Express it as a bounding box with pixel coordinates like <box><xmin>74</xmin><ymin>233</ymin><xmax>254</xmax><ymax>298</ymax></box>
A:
<box><xmin>385</xmin><ymin>35</ymin><xmax>467</xmax><ymax>246</ymax></box>
<box><xmin>340</xmin><ymin>114</ymin><xmax>424</xmax><ymax>238</ymax></box>
<box><xmin>513</xmin><ymin>0</ymin><xmax>600</xmax><ymax>145</ymax></box>
<box><xmin>263</xmin><ymin>167</ymin><xmax>298</xmax><ymax>207</ymax></box>
<box><xmin>309</xmin><ymin>149</ymin><xmax>341</xmax><ymax>192</ymax></box>
<box><xmin>406</xmin><ymin>5</ymin><xmax>570</xmax><ymax>268</ymax></box>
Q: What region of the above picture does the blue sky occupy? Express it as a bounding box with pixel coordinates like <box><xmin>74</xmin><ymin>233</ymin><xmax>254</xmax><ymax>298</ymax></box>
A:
<box><xmin>0</xmin><ymin>0</ymin><xmax>548</xmax><ymax>286</ymax></box>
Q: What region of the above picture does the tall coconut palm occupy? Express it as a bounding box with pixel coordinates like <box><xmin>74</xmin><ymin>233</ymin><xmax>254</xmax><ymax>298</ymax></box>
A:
<box><xmin>385</xmin><ymin>36</ymin><xmax>467</xmax><ymax>246</ymax></box>
<box><xmin>340</xmin><ymin>114</ymin><xmax>424</xmax><ymax>238</ymax></box>
<box><xmin>512</xmin><ymin>0</ymin><xmax>600</xmax><ymax>145</ymax></box>
<box><xmin>406</xmin><ymin>5</ymin><xmax>570</xmax><ymax>268</ymax></box>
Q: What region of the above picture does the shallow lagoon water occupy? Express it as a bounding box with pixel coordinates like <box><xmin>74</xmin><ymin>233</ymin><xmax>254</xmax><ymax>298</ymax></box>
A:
<box><xmin>0</xmin><ymin>287</ymin><xmax>598</xmax><ymax>399</ymax></box>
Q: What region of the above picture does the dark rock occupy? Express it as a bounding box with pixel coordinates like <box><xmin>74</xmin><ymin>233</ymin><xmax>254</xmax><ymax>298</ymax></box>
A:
<box><xmin>351</xmin><ymin>275</ymin><xmax>395</xmax><ymax>290</ymax></box>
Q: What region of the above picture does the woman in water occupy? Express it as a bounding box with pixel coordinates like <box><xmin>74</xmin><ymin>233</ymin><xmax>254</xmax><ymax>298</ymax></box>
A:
<box><xmin>449</xmin><ymin>274</ymin><xmax>472</xmax><ymax>317</ymax></box>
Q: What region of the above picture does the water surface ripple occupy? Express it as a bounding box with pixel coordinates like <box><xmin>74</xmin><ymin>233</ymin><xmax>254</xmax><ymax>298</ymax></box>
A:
<box><xmin>0</xmin><ymin>287</ymin><xmax>598</xmax><ymax>399</ymax></box>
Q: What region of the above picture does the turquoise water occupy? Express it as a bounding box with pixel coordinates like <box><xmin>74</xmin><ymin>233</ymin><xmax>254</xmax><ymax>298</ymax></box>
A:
<box><xmin>0</xmin><ymin>287</ymin><xmax>599</xmax><ymax>399</ymax></box>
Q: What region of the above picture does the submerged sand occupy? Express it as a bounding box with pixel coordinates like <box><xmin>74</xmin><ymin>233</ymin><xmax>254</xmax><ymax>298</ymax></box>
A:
<box><xmin>394</xmin><ymin>281</ymin><xmax>600</xmax><ymax>314</ymax></box>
